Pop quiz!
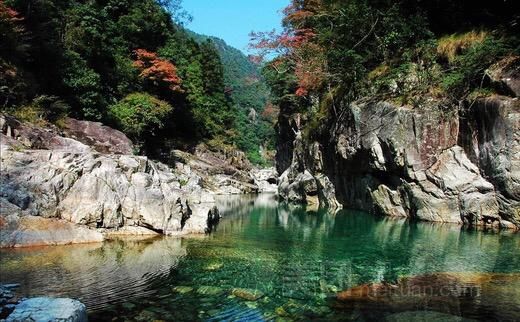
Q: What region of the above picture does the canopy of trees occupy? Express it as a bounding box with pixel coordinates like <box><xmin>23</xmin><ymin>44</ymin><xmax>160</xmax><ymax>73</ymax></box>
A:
<box><xmin>253</xmin><ymin>0</ymin><xmax>519</xmax><ymax>125</ymax></box>
<box><xmin>0</xmin><ymin>0</ymin><xmax>274</xmax><ymax>164</ymax></box>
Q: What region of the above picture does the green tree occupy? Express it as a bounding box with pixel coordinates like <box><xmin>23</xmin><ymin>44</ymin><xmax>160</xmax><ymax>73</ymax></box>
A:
<box><xmin>108</xmin><ymin>92</ymin><xmax>173</xmax><ymax>145</ymax></box>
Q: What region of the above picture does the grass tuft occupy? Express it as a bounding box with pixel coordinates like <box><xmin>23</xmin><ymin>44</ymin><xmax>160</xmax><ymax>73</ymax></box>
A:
<box><xmin>437</xmin><ymin>31</ymin><xmax>488</xmax><ymax>63</ymax></box>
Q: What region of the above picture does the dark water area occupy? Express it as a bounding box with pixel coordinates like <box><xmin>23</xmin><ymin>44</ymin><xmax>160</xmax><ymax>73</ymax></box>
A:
<box><xmin>1</xmin><ymin>194</ymin><xmax>519</xmax><ymax>321</ymax></box>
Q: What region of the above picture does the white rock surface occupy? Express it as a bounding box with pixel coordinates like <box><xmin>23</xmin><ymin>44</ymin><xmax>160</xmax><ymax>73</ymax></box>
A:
<box><xmin>6</xmin><ymin>297</ymin><xmax>87</xmax><ymax>322</ymax></box>
<box><xmin>0</xmin><ymin>149</ymin><xmax>218</xmax><ymax>247</ymax></box>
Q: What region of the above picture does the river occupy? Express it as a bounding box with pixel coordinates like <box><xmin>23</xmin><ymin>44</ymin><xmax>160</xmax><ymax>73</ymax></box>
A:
<box><xmin>1</xmin><ymin>194</ymin><xmax>519</xmax><ymax>321</ymax></box>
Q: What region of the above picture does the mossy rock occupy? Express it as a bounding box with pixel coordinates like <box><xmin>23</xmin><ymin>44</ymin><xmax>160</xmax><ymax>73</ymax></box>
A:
<box><xmin>231</xmin><ymin>288</ymin><xmax>264</xmax><ymax>301</ymax></box>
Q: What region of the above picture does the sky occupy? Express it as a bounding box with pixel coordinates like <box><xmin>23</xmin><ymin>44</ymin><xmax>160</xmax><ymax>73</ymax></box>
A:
<box><xmin>181</xmin><ymin>0</ymin><xmax>290</xmax><ymax>54</ymax></box>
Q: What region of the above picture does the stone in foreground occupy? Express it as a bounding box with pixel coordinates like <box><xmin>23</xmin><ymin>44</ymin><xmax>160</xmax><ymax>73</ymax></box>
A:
<box><xmin>6</xmin><ymin>297</ymin><xmax>87</xmax><ymax>322</ymax></box>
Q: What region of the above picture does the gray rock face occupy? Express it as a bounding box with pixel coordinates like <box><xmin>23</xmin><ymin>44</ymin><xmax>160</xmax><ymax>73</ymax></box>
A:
<box><xmin>0</xmin><ymin>115</ymin><xmax>91</xmax><ymax>153</ymax></box>
<box><xmin>402</xmin><ymin>146</ymin><xmax>499</xmax><ymax>224</ymax></box>
<box><xmin>277</xmin><ymin>95</ymin><xmax>519</xmax><ymax>228</ymax></box>
<box><xmin>250</xmin><ymin>168</ymin><xmax>278</xmax><ymax>193</ymax></box>
<box><xmin>459</xmin><ymin>96</ymin><xmax>520</xmax><ymax>225</ymax></box>
<box><xmin>171</xmin><ymin>146</ymin><xmax>259</xmax><ymax>195</ymax></box>
<box><xmin>0</xmin><ymin>113</ymin><xmax>276</xmax><ymax>247</ymax></box>
<box><xmin>279</xmin><ymin>130</ymin><xmax>341</xmax><ymax>209</ymax></box>
<box><xmin>0</xmin><ymin>114</ymin><xmax>133</xmax><ymax>155</ymax></box>
<box><xmin>6</xmin><ymin>297</ymin><xmax>87</xmax><ymax>322</ymax></box>
<box><xmin>0</xmin><ymin>149</ymin><xmax>217</xmax><ymax>246</ymax></box>
<box><xmin>0</xmin><ymin>117</ymin><xmax>226</xmax><ymax>247</ymax></box>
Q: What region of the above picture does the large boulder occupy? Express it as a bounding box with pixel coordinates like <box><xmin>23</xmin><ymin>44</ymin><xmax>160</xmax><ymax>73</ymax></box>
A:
<box><xmin>0</xmin><ymin>211</ymin><xmax>104</xmax><ymax>248</ymax></box>
<box><xmin>250</xmin><ymin>167</ymin><xmax>278</xmax><ymax>193</ymax></box>
<box><xmin>0</xmin><ymin>150</ymin><xmax>217</xmax><ymax>239</ymax></box>
<box><xmin>0</xmin><ymin>147</ymin><xmax>219</xmax><ymax>247</ymax></box>
<box><xmin>0</xmin><ymin>114</ymin><xmax>133</xmax><ymax>155</ymax></box>
<box><xmin>0</xmin><ymin>115</ymin><xmax>90</xmax><ymax>153</ymax></box>
<box><xmin>62</xmin><ymin>117</ymin><xmax>133</xmax><ymax>154</ymax></box>
<box><xmin>336</xmin><ymin>273</ymin><xmax>520</xmax><ymax>321</ymax></box>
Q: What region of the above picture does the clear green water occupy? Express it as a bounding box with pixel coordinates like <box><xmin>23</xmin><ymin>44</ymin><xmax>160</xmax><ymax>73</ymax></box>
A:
<box><xmin>1</xmin><ymin>194</ymin><xmax>519</xmax><ymax>321</ymax></box>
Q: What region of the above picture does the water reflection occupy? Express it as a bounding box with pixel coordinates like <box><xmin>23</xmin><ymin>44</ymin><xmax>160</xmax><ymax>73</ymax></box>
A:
<box><xmin>0</xmin><ymin>237</ymin><xmax>186</xmax><ymax>311</ymax></box>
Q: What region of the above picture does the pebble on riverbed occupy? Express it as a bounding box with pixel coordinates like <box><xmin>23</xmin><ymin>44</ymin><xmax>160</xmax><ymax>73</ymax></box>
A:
<box><xmin>0</xmin><ymin>284</ymin><xmax>21</xmax><ymax>319</ymax></box>
<box><xmin>231</xmin><ymin>288</ymin><xmax>265</xmax><ymax>301</ymax></box>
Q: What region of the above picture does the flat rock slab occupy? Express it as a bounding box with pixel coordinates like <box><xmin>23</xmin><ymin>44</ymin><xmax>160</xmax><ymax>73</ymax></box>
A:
<box><xmin>6</xmin><ymin>297</ymin><xmax>87</xmax><ymax>322</ymax></box>
<box><xmin>0</xmin><ymin>215</ymin><xmax>104</xmax><ymax>248</ymax></box>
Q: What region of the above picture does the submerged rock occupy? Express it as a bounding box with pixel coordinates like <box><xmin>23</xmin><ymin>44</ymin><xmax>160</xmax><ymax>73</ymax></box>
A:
<box><xmin>336</xmin><ymin>272</ymin><xmax>520</xmax><ymax>321</ymax></box>
<box><xmin>231</xmin><ymin>288</ymin><xmax>264</xmax><ymax>301</ymax></box>
<box><xmin>384</xmin><ymin>311</ymin><xmax>476</xmax><ymax>322</ymax></box>
<box><xmin>172</xmin><ymin>286</ymin><xmax>194</xmax><ymax>294</ymax></box>
<box><xmin>204</xmin><ymin>262</ymin><xmax>223</xmax><ymax>271</ymax></box>
<box><xmin>0</xmin><ymin>284</ymin><xmax>20</xmax><ymax>318</ymax></box>
<box><xmin>196</xmin><ymin>286</ymin><xmax>224</xmax><ymax>296</ymax></box>
<box><xmin>6</xmin><ymin>297</ymin><xmax>87</xmax><ymax>322</ymax></box>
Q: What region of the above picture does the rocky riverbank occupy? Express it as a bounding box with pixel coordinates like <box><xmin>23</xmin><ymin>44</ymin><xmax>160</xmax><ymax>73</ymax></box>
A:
<box><xmin>0</xmin><ymin>115</ymin><xmax>277</xmax><ymax>247</ymax></box>
<box><xmin>276</xmin><ymin>56</ymin><xmax>520</xmax><ymax>229</ymax></box>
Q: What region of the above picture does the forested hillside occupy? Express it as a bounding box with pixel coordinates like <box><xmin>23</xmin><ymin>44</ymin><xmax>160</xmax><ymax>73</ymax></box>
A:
<box><xmin>188</xmin><ymin>31</ymin><xmax>276</xmax><ymax>165</ymax></box>
<box><xmin>0</xmin><ymin>0</ymin><xmax>274</xmax><ymax>165</ymax></box>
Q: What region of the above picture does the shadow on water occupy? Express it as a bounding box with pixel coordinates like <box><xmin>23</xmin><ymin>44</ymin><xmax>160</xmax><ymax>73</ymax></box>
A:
<box><xmin>1</xmin><ymin>194</ymin><xmax>519</xmax><ymax>321</ymax></box>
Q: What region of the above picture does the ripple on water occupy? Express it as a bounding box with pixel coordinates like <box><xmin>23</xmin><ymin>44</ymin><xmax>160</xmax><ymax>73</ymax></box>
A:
<box><xmin>0</xmin><ymin>237</ymin><xmax>186</xmax><ymax>311</ymax></box>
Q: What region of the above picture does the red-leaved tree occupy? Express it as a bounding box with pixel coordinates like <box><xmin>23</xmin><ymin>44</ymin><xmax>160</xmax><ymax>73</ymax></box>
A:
<box><xmin>0</xmin><ymin>2</ymin><xmax>30</xmax><ymax>107</ymax></box>
<box><xmin>249</xmin><ymin>0</ymin><xmax>326</xmax><ymax>96</ymax></box>
<box><xmin>133</xmin><ymin>49</ymin><xmax>183</xmax><ymax>93</ymax></box>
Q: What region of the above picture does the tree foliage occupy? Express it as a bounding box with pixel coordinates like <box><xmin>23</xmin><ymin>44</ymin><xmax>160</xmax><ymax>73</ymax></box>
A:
<box><xmin>109</xmin><ymin>92</ymin><xmax>173</xmax><ymax>143</ymax></box>
<box><xmin>1</xmin><ymin>0</ymin><xmax>272</xmax><ymax>163</ymax></box>
<box><xmin>253</xmin><ymin>0</ymin><xmax>519</xmax><ymax>100</ymax></box>
<box><xmin>252</xmin><ymin>0</ymin><xmax>519</xmax><ymax>145</ymax></box>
